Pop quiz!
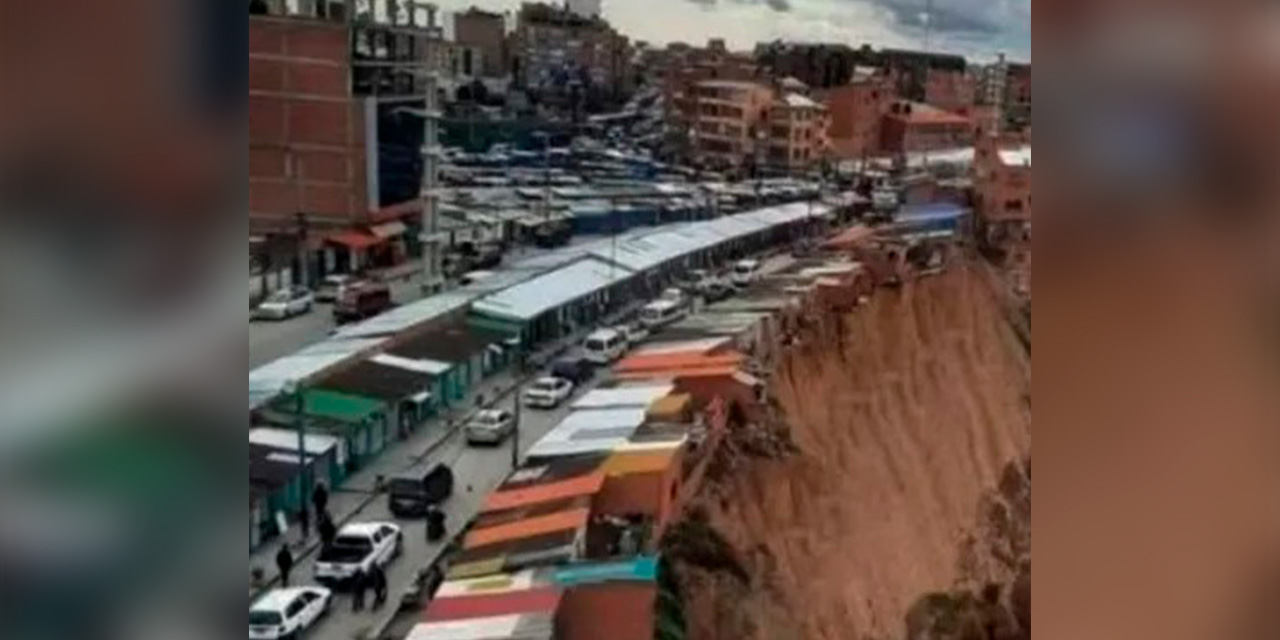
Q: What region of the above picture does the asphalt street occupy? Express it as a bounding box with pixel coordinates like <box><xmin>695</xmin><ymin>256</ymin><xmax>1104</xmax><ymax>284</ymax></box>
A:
<box><xmin>285</xmin><ymin>379</ymin><xmax>586</xmax><ymax>640</ymax></box>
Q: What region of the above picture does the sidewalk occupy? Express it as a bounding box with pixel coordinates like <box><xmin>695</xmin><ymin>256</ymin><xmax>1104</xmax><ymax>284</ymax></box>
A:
<box><xmin>249</xmin><ymin>302</ymin><xmax>644</xmax><ymax>598</ymax></box>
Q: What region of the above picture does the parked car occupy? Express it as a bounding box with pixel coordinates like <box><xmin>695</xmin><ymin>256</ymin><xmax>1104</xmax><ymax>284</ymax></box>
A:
<box><xmin>465</xmin><ymin>409</ymin><xmax>516</xmax><ymax>446</ymax></box>
<box><xmin>700</xmin><ymin>280</ymin><xmax>736</xmax><ymax>304</ymax></box>
<box><xmin>582</xmin><ymin>328</ymin><xmax>627</xmax><ymax>364</ymax></box>
<box><xmin>249</xmin><ymin>586</ymin><xmax>331</xmax><ymax>640</ymax></box>
<box><xmin>523</xmin><ymin>377</ymin><xmax>575</xmax><ymax>409</ymax></box>
<box><xmin>387</xmin><ymin>464</ymin><xmax>455</xmax><ymax>518</ymax></box>
<box><xmin>254</xmin><ymin>288</ymin><xmax>314</xmax><ymax>321</ymax></box>
<box><xmin>333</xmin><ymin>283</ymin><xmax>393</xmax><ymax>324</ymax></box>
<box><xmin>549</xmin><ymin>356</ymin><xmax>597</xmax><ymax>386</ymax></box>
<box><xmin>315</xmin><ymin>275</ymin><xmax>359</xmax><ymax>303</ymax></box>
<box><xmin>615</xmin><ymin>321</ymin><xmax>649</xmax><ymax>346</ymax></box>
<box><xmin>639</xmin><ymin>299</ymin><xmax>689</xmax><ymax>329</ymax></box>
<box><xmin>730</xmin><ymin>259</ymin><xmax>762</xmax><ymax>288</ymax></box>
<box><xmin>313</xmin><ymin>522</ymin><xmax>402</xmax><ymax>588</ymax></box>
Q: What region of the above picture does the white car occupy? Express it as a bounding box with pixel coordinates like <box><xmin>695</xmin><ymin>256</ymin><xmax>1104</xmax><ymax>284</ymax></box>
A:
<box><xmin>523</xmin><ymin>377</ymin><xmax>575</xmax><ymax>409</ymax></box>
<box><xmin>313</xmin><ymin>522</ymin><xmax>402</xmax><ymax>587</ymax></box>
<box><xmin>249</xmin><ymin>586</ymin><xmax>331</xmax><ymax>640</ymax></box>
<box><xmin>255</xmin><ymin>288</ymin><xmax>314</xmax><ymax>321</ymax></box>
<box><xmin>314</xmin><ymin>275</ymin><xmax>356</xmax><ymax>303</ymax></box>
<box><xmin>730</xmin><ymin>259</ymin><xmax>761</xmax><ymax>288</ymax></box>
<box><xmin>465</xmin><ymin>409</ymin><xmax>516</xmax><ymax>445</ymax></box>
<box><xmin>614</xmin><ymin>321</ymin><xmax>649</xmax><ymax>346</ymax></box>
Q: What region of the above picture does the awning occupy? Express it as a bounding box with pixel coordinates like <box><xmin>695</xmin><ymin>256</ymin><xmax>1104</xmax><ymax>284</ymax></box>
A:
<box><xmin>326</xmin><ymin>231</ymin><xmax>383</xmax><ymax>251</ymax></box>
<box><xmin>371</xmin><ymin>221</ymin><xmax>408</xmax><ymax>239</ymax></box>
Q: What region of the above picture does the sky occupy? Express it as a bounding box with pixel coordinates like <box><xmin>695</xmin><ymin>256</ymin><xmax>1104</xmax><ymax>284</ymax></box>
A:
<box><xmin>430</xmin><ymin>0</ymin><xmax>1030</xmax><ymax>62</ymax></box>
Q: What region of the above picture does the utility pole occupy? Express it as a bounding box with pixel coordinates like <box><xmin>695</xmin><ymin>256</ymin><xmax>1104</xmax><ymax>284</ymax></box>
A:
<box><xmin>285</xmin><ymin>379</ymin><xmax>311</xmax><ymax>538</ymax></box>
<box><xmin>419</xmin><ymin>3</ymin><xmax>446</xmax><ymax>294</ymax></box>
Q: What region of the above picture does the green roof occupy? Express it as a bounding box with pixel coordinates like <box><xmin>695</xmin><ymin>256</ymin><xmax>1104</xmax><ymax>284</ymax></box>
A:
<box><xmin>301</xmin><ymin>389</ymin><xmax>385</xmax><ymax>424</ymax></box>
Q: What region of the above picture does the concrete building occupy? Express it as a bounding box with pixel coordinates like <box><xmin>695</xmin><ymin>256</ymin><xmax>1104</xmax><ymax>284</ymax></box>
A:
<box><xmin>973</xmin><ymin>133</ymin><xmax>1031</xmax><ymax>248</ymax></box>
<box><xmin>511</xmin><ymin>2</ymin><xmax>632</xmax><ymax>107</ymax></box>
<box><xmin>1006</xmin><ymin>63</ymin><xmax>1031</xmax><ymax>131</ymax></box>
<box><xmin>452</xmin><ymin>7</ymin><xmax>508</xmax><ymax>78</ymax></box>
<box><xmin>880</xmin><ymin>101</ymin><xmax>973</xmax><ymax>155</ymax></box>
<box><xmin>764</xmin><ymin>93</ymin><xmax>831</xmax><ymax>174</ymax></box>
<box><xmin>819</xmin><ymin>69</ymin><xmax>894</xmax><ymax>161</ymax></box>
<box><xmin>687</xmin><ymin>80</ymin><xmax>776</xmax><ymax>172</ymax></box>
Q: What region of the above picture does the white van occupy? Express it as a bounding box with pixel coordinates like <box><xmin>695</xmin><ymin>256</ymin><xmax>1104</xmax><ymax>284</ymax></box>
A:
<box><xmin>639</xmin><ymin>299</ymin><xmax>688</xmax><ymax>329</ymax></box>
<box><xmin>583</xmin><ymin>328</ymin><xmax>627</xmax><ymax>364</ymax></box>
<box><xmin>730</xmin><ymin>259</ymin><xmax>761</xmax><ymax>287</ymax></box>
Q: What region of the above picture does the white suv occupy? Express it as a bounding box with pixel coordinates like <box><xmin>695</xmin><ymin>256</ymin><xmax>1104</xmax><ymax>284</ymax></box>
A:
<box><xmin>249</xmin><ymin>587</ymin><xmax>331</xmax><ymax>640</ymax></box>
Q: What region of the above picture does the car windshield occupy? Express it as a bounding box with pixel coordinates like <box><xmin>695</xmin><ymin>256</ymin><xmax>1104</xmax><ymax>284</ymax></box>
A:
<box><xmin>585</xmin><ymin>339</ymin><xmax>606</xmax><ymax>351</ymax></box>
<box><xmin>265</xmin><ymin>291</ymin><xmax>293</xmax><ymax>303</ymax></box>
<box><xmin>331</xmin><ymin>535</ymin><xmax>372</xmax><ymax>552</ymax></box>
<box><xmin>249</xmin><ymin>610</ymin><xmax>284</xmax><ymax>626</ymax></box>
<box><xmin>531</xmin><ymin>380</ymin><xmax>559</xmax><ymax>392</ymax></box>
<box><xmin>390</xmin><ymin>478</ymin><xmax>425</xmax><ymax>496</ymax></box>
<box><xmin>480</xmin><ymin>413</ymin><xmax>505</xmax><ymax>425</ymax></box>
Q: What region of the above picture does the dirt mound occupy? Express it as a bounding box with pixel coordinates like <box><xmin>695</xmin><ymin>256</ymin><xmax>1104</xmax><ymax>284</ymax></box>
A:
<box><xmin>666</xmin><ymin>263</ymin><xmax>1031</xmax><ymax>640</ymax></box>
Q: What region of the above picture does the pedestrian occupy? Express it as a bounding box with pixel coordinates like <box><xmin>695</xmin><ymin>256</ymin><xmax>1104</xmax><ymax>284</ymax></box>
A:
<box><xmin>351</xmin><ymin>569</ymin><xmax>367</xmax><ymax>612</ymax></box>
<box><xmin>370</xmin><ymin>565</ymin><xmax>388</xmax><ymax>609</ymax></box>
<box><xmin>275</xmin><ymin>545</ymin><xmax>294</xmax><ymax>587</ymax></box>
<box><xmin>317</xmin><ymin>511</ymin><xmax>337</xmax><ymax>549</ymax></box>
<box><xmin>312</xmin><ymin>482</ymin><xmax>330</xmax><ymax>516</ymax></box>
<box><xmin>297</xmin><ymin>507</ymin><xmax>310</xmax><ymax>540</ymax></box>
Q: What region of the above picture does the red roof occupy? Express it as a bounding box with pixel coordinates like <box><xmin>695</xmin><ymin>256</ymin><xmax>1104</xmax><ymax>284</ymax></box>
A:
<box><xmin>483</xmin><ymin>472</ymin><xmax>607</xmax><ymax>513</ymax></box>
<box><xmin>325</xmin><ymin>231</ymin><xmax>383</xmax><ymax>250</ymax></box>
<box><xmin>465</xmin><ymin>507</ymin><xmax>591</xmax><ymax>549</ymax></box>
<box><xmin>425</xmin><ymin>587</ymin><xmax>563</xmax><ymax>622</ymax></box>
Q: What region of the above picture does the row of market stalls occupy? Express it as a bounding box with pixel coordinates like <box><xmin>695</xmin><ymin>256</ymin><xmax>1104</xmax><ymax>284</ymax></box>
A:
<box><xmin>248</xmin><ymin>201</ymin><xmax>835</xmax><ymax>552</ymax></box>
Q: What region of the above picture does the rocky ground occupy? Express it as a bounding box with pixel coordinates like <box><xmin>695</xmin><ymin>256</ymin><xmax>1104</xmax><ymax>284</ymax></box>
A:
<box><xmin>661</xmin><ymin>262</ymin><xmax>1032</xmax><ymax>640</ymax></box>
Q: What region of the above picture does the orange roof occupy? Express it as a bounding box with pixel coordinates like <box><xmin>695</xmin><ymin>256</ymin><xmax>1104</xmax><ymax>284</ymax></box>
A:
<box><xmin>482</xmin><ymin>472</ymin><xmax>607</xmax><ymax>513</ymax></box>
<box><xmin>615</xmin><ymin>365</ymin><xmax>741</xmax><ymax>381</ymax></box>
<box><xmin>615</xmin><ymin>351</ymin><xmax>745</xmax><ymax>375</ymax></box>
<box><xmin>602</xmin><ymin>449</ymin><xmax>680</xmax><ymax>476</ymax></box>
<box><xmin>464</xmin><ymin>507</ymin><xmax>591</xmax><ymax>549</ymax></box>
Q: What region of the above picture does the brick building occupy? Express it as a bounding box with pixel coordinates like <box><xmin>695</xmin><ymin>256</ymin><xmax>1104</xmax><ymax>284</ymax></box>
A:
<box><xmin>1005</xmin><ymin>63</ymin><xmax>1031</xmax><ymax>131</ymax></box>
<box><xmin>880</xmin><ymin>101</ymin><xmax>973</xmax><ymax>155</ymax></box>
<box><xmin>249</xmin><ymin>14</ymin><xmax>368</xmax><ymax>235</ymax></box>
<box><xmin>764</xmin><ymin>93</ymin><xmax>831</xmax><ymax>174</ymax></box>
<box><xmin>453</xmin><ymin>7</ymin><xmax>507</xmax><ymax>78</ymax></box>
<box><xmin>973</xmin><ymin>132</ymin><xmax>1031</xmax><ymax>248</ymax></box>
<box><xmin>819</xmin><ymin>69</ymin><xmax>894</xmax><ymax>161</ymax></box>
<box><xmin>686</xmin><ymin>80</ymin><xmax>776</xmax><ymax>172</ymax></box>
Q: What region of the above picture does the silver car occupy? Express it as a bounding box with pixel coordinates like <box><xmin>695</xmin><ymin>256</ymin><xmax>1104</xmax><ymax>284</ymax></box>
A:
<box><xmin>465</xmin><ymin>409</ymin><xmax>516</xmax><ymax>446</ymax></box>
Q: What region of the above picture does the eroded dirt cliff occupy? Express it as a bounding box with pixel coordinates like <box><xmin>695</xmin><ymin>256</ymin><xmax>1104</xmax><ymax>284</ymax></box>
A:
<box><xmin>665</xmin><ymin>263</ymin><xmax>1032</xmax><ymax>640</ymax></box>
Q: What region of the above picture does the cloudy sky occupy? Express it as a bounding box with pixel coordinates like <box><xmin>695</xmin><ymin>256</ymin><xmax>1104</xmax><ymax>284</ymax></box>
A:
<box><xmin>432</xmin><ymin>0</ymin><xmax>1030</xmax><ymax>61</ymax></box>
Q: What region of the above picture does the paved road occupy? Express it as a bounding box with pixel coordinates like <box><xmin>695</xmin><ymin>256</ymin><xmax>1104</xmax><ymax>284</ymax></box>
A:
<box><xmin>289</xmin><ymin>379</ymin><xmax>588</xmax><ymax>640</ymax></box>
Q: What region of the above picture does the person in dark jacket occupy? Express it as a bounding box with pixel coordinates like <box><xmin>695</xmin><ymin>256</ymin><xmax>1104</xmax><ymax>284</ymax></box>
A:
<box><xmin>350</xmin><ymin>569</ymin><xmax>367</xmax><ymax>612</ymax></box>
<box><xmin>275</xmin><ymin>546</ymin><xmax>294</xmax><ymax>587</ymax></box>
<box><xmin>369</xmin><ymin>565</ymin><xmax>388</xmax><ymax>609</ymax></box>
<box><xmin>311</xmin><ymin>483</ymin><xmax>330</xmax><ymax>517</ymax></box>
<box><xmin>317</xmin><ymin>512</ymin><xmax>337</xmax><ymax>549</ymax></box>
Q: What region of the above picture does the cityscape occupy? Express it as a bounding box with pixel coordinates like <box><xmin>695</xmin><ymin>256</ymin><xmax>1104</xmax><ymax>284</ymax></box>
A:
<box><xmin>249</xmin><ymin>2</ymin><xmax>1029</xmax><ymax>640</ymax></box>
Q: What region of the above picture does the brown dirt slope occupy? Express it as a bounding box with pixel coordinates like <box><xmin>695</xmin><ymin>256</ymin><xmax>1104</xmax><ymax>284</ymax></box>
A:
<box><xmin>668</xmin><ymin>262</ymin><xmax>1031</xmax><ymax>640</ymax></box>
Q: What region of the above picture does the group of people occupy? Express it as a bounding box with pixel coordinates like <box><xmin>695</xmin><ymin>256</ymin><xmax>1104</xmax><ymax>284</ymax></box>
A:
<box><xmin>272</xmin><ymin>483</ymin><xmax>390</xmax><ymax>612</ymax></box>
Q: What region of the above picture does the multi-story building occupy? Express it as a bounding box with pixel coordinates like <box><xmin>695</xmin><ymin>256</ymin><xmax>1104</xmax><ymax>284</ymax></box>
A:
<box><xmin>511</xmin><ymin>2</ymin><xmax>632</xmax><ymax>107</ymax></box>
<box><xmin>973</xmin><ymin>132</ymin><xmax>1031</xmax><ymax>248</ymax></box>
<box><xmin>819</xmin><ymin>68</ymin><xmax>894</xmax><ymax>161</ymax></box>
<box><xmin>1005</xmin><ymin>62</ymin><xmax>1031</xmax><ymax>131</ymax></box>
<box><xmin>764</xmin><ymin>93</ymin><xmax>831</xmax><ymax>174</ymax></box>
<box><xmin>881</xmin><ymin>49</ymin><xmax>969</xmax><ymax>108</ymax></box>
<box><xmin>687</xmin><ymin>80</ymin><xmax>775</xmax><ymax>172</ymax></box>
<box><xmin>651</xmin><ymin>41</ymin><xmax>763</xmax><ymax>165</ymax></box>
<box><xmin>880</xmin><ymin>101</ymin><xmax>973</xmax><ymax>154</ymax></box>
<box><xmin>754</xmin><ymin>42</ymin><xmax>877</xmax><ymax>90</ymax></box>
<box><xmin>452</xmin><ymin>7</ymin><xmax>507</xmax><ymax>78</ymax></box>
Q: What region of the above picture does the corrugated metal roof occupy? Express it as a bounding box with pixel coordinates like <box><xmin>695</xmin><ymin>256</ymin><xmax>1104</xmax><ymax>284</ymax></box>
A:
<box><xmin>483</xmin><ymin>472</ymin><xmax>607</xmax><ymax>513</ymax></box>
<box><xmin>405</xmin><ymin>613</ymin><xmax>555</xmax><ymax>640</ymax></box>
<box><xmin>472</xmin><ymin>258</ymin><xmax>635</xmax><ymax>323</ymax></box>
<box><xmin>615</xmin><ymin>351</ymin><xmax>745</xmax><ymax>375</ymax></box>
<box><xmin>330</xmin><ymin>292</ymin><xmax>475</xmax><ymax>340</ymax></box>
<box><xmin>425</xmin><ymin>587</ymin><xmax>563</xmax><ymax>623</ymax></box>
<box><xmin>464</xmin><ymin>507</ymin><xmax>591</xmax><ymax>549</ymax></box>
<box><xmin>601</xmin><ymin>449</ymin><xmax>679</xmax><ymax>477</ymax></box>
<box><xmin>630</xmin><ymin>337</ymin><xmax>730</xmax><ymax>357</ymax></box>
<box><xmin>249</xmin><ymin>338</ymin><xmax>387</xmax><ymax>398</ymax></box>
<box><xmin>526</xmin><ymin>408</ymin><xmax>649</xmax><ymax>458</ymax></box>
<box><xmin>570</xmin><ymin>384</ymin><xmax>673</xmax><ymax>410</ymax></box>
<box><xmin>436</xmin><ymin>570</ymin><xmax>552</xmax><ymax>599</ymax></box>
<box><xmin>313</xmin><ymin>360</ymin><xmax>435</xmax><ymax>402</ymax></box>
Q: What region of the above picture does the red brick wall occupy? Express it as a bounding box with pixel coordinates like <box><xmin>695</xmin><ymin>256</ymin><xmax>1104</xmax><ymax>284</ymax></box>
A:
<box><xmin>249</xmin><ymin>16</ymin><xmax>367</xmax><ymax>231</ymax></box>
<box><xmin>558</xmin><ymin>583</ymin><xmax>657</xmax><ymax>640</ymax></box>
<box><xmin>821</xmin><ymin>82</ymin><xmax>892</xmax><ymax>160</ymax></box>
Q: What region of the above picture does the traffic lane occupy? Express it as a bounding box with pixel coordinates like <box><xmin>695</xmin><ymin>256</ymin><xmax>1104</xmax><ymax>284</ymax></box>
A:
<box><xmin>299</xmin><ymin>391</ymin><xmax>578</xmax><ymax>640</ymax></box>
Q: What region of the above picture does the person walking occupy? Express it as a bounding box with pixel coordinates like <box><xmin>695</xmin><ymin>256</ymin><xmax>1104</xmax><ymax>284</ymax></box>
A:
<box><xmin>317</xmin><ymin>511</ymin><xmax>337</xmax><ymax>549</ymax></box>
<box><xmin>350</xmin><ymin>569</ymin><xmax>367</xmax><ymax>612</ymax></box>
<box><xmin>370</xmin><ymin>565</ymin><xmax>388</xmax><ymax>610</ymax></box>
<box><xmin>275</xmin><ymin>545</ymin><xmax>295</xmax><ymax>587</ymax></box>
<box><xmin>311</xmin><ymin>483</ymin><xmax>330</xmax><ymax>518</ymax></box>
